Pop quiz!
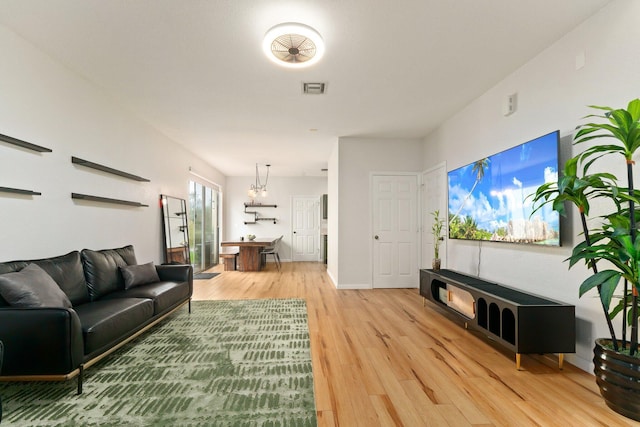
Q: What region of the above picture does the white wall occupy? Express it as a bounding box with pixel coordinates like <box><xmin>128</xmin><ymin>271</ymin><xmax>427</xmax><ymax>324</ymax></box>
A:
<box><xmin>0</xmin><ymin>25</ymin><xmax>224</xmax><ymax>263</ymax></box>
<box><xmin>422</xmin><ymin>0</ymin><xmax>640</xmax><ymax>371</ymax></box>
<box><xmin>223</xmin><ymin>176</ymin><xmax>327</xmax><ymax>261</ymax></box>
<box><xmin>336</xmin><ymin>137</ymin><xmax>423</xmax><ymax>288</ymax></box>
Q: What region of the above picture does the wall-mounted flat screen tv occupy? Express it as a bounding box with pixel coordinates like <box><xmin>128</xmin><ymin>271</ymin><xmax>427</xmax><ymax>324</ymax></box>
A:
<box><xmin>447</xmin><ymin>130</ymin><xmax>560</xmax><ymax>246</ymax></box>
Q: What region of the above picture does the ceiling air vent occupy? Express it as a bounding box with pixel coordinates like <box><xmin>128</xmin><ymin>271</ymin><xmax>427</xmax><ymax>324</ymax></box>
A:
<box><xmin>303</xmin><ymin>82</ymin><xmax>327</xmax><ymax>95</ymax></box>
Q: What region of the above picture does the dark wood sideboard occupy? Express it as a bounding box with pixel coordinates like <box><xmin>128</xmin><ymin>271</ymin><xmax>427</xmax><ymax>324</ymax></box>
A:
<box><xmin>420</xmin><ymin>269</ymin><xmax>575</xmax><ymax>369</ymax></box>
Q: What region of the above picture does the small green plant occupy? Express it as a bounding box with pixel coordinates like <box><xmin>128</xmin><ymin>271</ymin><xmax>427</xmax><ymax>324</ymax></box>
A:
<box><xmin>431</xmin><ymin>210</ymin><xmax>445</xmax><ymax>259</ymax></box>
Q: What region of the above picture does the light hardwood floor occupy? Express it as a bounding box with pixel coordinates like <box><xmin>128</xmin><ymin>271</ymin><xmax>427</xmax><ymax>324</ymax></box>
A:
<box><xmin>193</xmin><ymin>262</ymin><xmax>638</xmax><ymax>427</ymax></box>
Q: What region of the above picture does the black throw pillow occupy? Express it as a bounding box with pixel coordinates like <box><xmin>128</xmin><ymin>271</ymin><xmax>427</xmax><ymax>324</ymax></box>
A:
<box><xmin>0</xmin><ymin>263</ymin><xmax>72</xmax><ymax>308</ymax></box>
<box><xmin>120</xmin><ymin>262</ymin><xmax>160</xmax><ymax>290</ymax></box>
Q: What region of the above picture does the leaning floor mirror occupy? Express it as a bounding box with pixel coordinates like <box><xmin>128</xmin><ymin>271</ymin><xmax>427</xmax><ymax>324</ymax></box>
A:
<box><xmin>160</xmin><ymin>194</ymin><xmax>191</xmax><ymax>265</ymax></box>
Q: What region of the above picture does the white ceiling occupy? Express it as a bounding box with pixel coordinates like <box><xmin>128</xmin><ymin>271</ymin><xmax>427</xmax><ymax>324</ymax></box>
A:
<box><xmin>0</xmin><ymin>0</ymin><xmax>612</xmax><ymax>177</ymax></box>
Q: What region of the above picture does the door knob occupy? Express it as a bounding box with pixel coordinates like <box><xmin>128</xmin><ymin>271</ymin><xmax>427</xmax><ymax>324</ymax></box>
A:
<box><xmin>374</xmin><ymin>235</ymin><xmax>379</xmax><ymax>240</ymax></box>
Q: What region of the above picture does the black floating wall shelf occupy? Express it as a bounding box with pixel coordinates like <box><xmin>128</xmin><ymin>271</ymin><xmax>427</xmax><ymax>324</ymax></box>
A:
<box><xmin>244</xmin><ymin>218</ymin><xmax>278</xmax><ymax>225</ymax></box>
<box><xmin>71</xmin><ymin>156</ymin><xmax>150</xmax><ymax>182</ymax></box>
<box><xmin>0</xmin><ymin>186</ymin><xmax>42</xmax><ymax>196</ymax></box>
<box><xmin>0</xmin><ymin>133</ymin><xmax>52</xmax><ymax>153</ymax></box>
<box><xmin>244</xmin><ymin>202</ymin><xmax>277</xmax><ymax>224</ymax></box>
<box><xmin>244</xmin><ymin>203</ymin><xmax>278</xmax><ymax>208</ymax></box>
<box><xmin>71</xmin><ymin>193</ymin><xmax>148</xmax><ymax>207</ymax></box>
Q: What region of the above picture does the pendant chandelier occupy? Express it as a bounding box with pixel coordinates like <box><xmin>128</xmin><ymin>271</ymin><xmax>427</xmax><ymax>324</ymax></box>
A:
<box><xmin>248</xmin><ymin>163</ymin><xmax>270</xmax><ymax>198</ymax></box>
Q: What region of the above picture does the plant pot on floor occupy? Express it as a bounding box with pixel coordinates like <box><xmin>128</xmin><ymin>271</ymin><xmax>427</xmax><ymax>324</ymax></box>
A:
<box><xmin>530</xmin><ymin>99</ymin><xmax>640</xmax><ymax>422</ymax></box>
<box><xmin>593</xmin><ymin>338</ymin><xmax>640</xmax><ymax>421</ymax></box>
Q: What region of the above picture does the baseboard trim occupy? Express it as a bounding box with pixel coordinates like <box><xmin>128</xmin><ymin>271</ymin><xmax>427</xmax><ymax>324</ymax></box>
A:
<box><xmin>336</xmin><ymin>283</ymin><xmax>372</xmax><ymax>290</ymax></box>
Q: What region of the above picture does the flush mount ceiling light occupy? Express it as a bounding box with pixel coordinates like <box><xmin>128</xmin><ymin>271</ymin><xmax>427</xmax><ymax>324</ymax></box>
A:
<box><xmin>262</xmin><ymin>22</ymin><xmax>325</xmax><ymax>68</ymax></box>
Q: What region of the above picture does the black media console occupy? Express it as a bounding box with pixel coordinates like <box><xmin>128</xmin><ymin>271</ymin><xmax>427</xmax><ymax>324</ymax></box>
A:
<box><xmin>420</xmin><ymin>269</ymin><xmax>575</xmax><ymax>369</ymax></box>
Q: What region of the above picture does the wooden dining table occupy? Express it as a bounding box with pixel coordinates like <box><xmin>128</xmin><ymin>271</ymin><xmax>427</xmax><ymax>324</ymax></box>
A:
<box><xmin>220</xmin><ymin>237</ymin><xmax>278</xmax><ymax>272</ymax></box>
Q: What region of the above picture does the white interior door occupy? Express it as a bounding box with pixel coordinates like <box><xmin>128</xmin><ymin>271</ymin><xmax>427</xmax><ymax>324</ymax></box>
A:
<box><xmin>372</xmin><ymin>174</ymin><xmax>419</xmax><ymax>288</ymax></box>
<box><xmin>422</xmin><ymin>163</ymin><xmax>447</xmax><ymax>268</ymax></box>
<box><xmin>292</xmin><ymin>196</ymin><xmax>320</xmax><ymax>261</ymax></box>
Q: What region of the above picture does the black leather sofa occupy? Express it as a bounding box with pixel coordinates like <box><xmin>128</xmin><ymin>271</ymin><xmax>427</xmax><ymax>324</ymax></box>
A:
<box><xmin>0</xmin><ymin>245</ymin><xmax>192</xmax><ymax>394</ymax></box>
<box><xmin>0</xmin><ymin>340</ymin><xmax>3</xmax><ymax>422</ymax></box>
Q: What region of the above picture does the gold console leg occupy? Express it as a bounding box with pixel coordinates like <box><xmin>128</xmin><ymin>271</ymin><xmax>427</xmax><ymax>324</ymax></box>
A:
<box><xmin>516</xmin><ymin>353</ymin><xmax>521</xmax><ymax>370</ymax></box>
<box><xmin>558</xmin><ymin>353</ymin><xmax>564</xmax><ymax>370</ymax></box>
<box><xmin>422</xmin><ymin>297</ymin><xmax>426</xmax><ymax>306</ymax></box>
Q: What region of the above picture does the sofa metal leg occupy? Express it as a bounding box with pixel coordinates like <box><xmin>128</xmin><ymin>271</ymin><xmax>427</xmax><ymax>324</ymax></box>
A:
<box><xmin>77</xmin><ymin>365</ymin><xmax>84</xmax><ymax>395</ymax></box>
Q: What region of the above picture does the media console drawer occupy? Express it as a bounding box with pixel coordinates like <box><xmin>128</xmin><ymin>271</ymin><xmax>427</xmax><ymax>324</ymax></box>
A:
<box><xmin>420</xmin><ymin>269</ymin><xmax>575</xmax><ymax>369</ymax></box>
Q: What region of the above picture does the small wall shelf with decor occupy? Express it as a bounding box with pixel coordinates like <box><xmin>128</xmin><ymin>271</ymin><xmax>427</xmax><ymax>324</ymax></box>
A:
<box><xmin>0</xmin><ymin>133</ymin><xmax>52</xmax><ymax>153</ymax></box>
<box><xmin>243</xmin><ymin>202</ymin><xmax>277</xmax><ymax>224</ymax></box>
<box><xmin>71</xmin><ymin>156</ymin><xmax>150</xmax><ymax>182</ymax></box>
<box><xmin>0</xmin><ymin>186</ymin><xmax>42</xmax><ymax>196</ymax></box>
<box><xmin>420</xmin><ymin>269</ymin><xmax>575</xmax><ymax>370</ymax></box>
<box><xmin>71</xmin><ymin>193</ymin><xmax>148</xmax><ymax>207</ymax></box>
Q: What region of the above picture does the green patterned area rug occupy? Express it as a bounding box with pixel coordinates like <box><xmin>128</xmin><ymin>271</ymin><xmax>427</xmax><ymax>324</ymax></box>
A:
<box><xmin>0</xmin><ymin>299</ymin><xmax>317</xmax><ymax>426</ymax></box>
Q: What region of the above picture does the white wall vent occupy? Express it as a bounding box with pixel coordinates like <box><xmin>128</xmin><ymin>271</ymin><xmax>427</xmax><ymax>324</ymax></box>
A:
<box><xmin>303</xmin><ymin>82</ymin><xmax>327</xmax><ymax>94</ymax></box>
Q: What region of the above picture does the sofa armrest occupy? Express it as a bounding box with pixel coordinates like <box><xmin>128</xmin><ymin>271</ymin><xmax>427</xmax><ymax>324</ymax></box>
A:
<box><xmin>0</xmin><ymin>307</ymin><xmax>84</xmax><ymax>376</ymax></box>
<box><xmin>155</xmin><ymin>264</ymin><xmax>193</xmax><ymax>285</ymax></box>
<box><xmin>156</xmin><ymin>264</ymin><xmax>193</xmax><ymax>299</ymax></box>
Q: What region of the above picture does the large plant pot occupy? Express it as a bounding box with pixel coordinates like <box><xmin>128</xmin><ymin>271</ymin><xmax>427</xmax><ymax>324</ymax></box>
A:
<box><xmin>593</xmin><ymin>338</ymin><xmax>640</xmax><ymax>421</ymax></box>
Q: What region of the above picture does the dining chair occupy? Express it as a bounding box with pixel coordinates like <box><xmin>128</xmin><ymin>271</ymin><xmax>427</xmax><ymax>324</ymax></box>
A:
<box><xmin>261</xmin><ymin>235</ymin><xmax>283</xmax><ymax>271</ymax></box>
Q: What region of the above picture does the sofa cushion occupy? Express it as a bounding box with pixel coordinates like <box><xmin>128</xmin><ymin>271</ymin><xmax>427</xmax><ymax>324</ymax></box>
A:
<box><xmin>74</xmin><ymin>298</ymin><xmax>153</xmax><ymax>357</ymax></box>
<box><xmin>120</xmin><ymin>262</ymin><xmax>160</xmax><ymax>290</ymax></box>
<box><xmin>0</xmin><ymin>263</ymin><xmax>72</xmax><ymax>308</ymax></box>
<box><xmin>0</xmin><ymin>251</ymin><xmax>89</xmax><ymax>306</ymax></box>
<box><xmin>102</xmin><ymin>280</ymin><xmax>190</xmax><ymax>316</ymax></box>
<box><xmin>81</xmin><ymin>245</ymin><xmax>138</xmax><ymax>301</ymax></box>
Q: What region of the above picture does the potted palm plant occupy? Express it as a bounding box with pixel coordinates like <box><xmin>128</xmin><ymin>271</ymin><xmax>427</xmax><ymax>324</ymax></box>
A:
<box><xmin>532</xmin><ymin>98</ymin><xmax>640</xmax><ymax>421</ymax></box>
<box><xmin>431</xmin><ymin>210</ymin><xmax>445</xmax><ymax>271</ymax></box>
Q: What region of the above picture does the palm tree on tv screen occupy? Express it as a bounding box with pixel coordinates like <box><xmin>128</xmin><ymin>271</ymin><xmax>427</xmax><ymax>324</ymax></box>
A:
<box><xmin>461</xmin><ymin>216</ymin><xmax>479</xmax><ymax>239</ymax></box>
<box><xmin>450</xmin><ymin>157</ymin><xmax>490</xmax><ymax>227</ymax></box>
